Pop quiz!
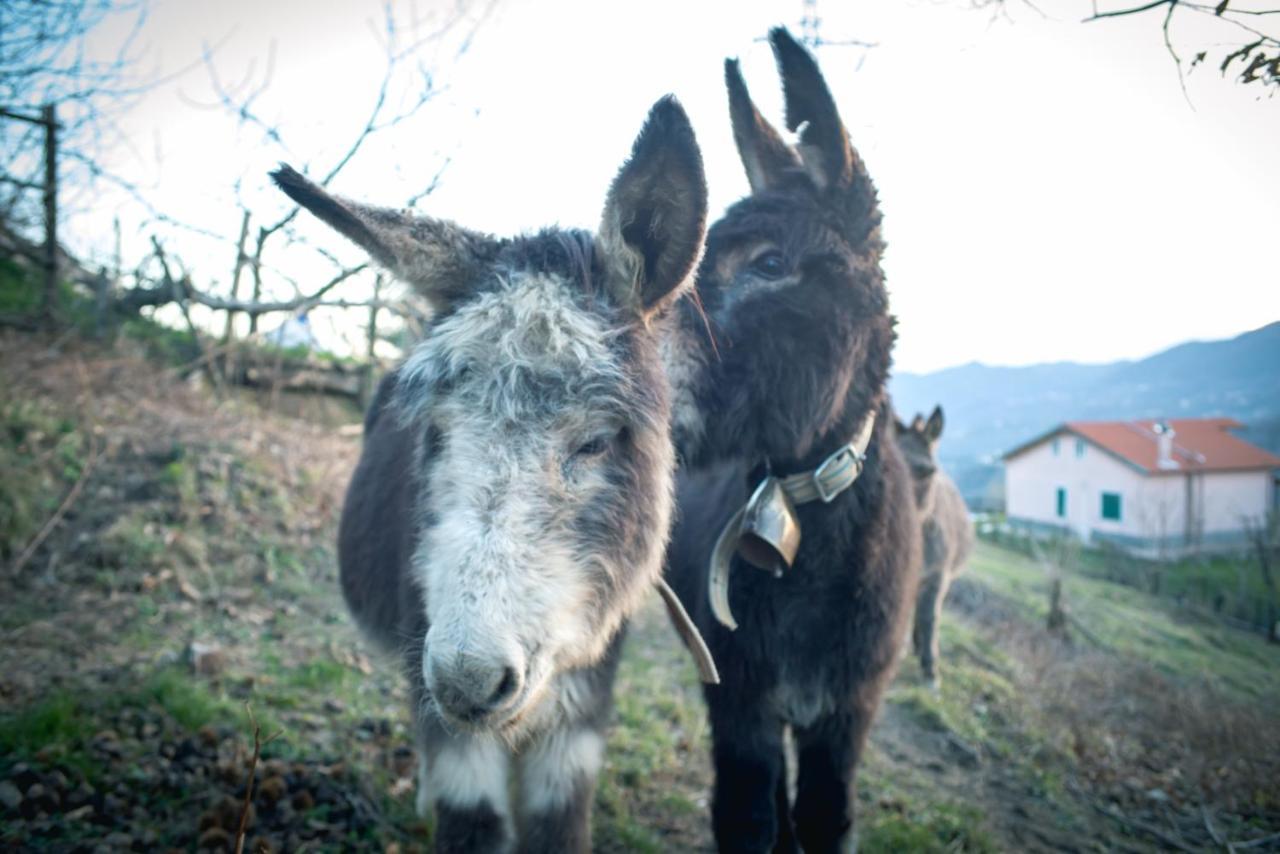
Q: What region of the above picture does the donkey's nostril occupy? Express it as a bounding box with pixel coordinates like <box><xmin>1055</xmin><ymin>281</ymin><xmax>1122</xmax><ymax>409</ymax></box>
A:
<box><xmin>487</xmin><ymin>666</ymin><xmax>520</xmax><ymax>709</ymax></box>
<box><xmin>426</xmin><ymin>648</ymin><xmax>525</xmax><ymax>724</ymax></box>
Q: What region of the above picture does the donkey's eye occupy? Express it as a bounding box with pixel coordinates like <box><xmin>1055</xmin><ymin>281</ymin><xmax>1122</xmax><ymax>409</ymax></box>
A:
<box><xmin>749</xmin><ymin>250</ymin><xmax>788</xmax><ymax>280</ymax></box>
<box><xmin>570</xmin><ymin>426</ymin><xmax>628</xmax><ymax>462</ymax></box>
<box><xmin>572</xmin><ymin>436</ymin><xmax>610</xmax><ymax>459</ymax></box>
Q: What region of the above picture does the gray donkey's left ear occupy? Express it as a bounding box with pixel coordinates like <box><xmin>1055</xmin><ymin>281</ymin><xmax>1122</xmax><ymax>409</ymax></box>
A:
<box><xmin>270</xmin><ymin>165</ymin><xmax>500</xmax><ymax>309</ymax></box>
<box><xmin>598</xmin><ymin>96</ymin><xmax>708</xmax><ymax>321</ymax></box>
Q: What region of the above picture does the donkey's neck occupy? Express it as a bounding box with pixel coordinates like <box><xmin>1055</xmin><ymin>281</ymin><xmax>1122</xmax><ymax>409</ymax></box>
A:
<box><xmin>766</xmin><ymin>390</ymin><xmax>885</xmax><ymax>477</ymax></box>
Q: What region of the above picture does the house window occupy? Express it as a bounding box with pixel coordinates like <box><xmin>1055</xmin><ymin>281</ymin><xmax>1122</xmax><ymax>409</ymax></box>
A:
<box><xmin>1056</xmin><ymin>487</ymin><xmax>1067</xmax><ymax>518</ymax></box>
<box><xmin>1101</xmin><ymin>492</ymin><xmax>1122</xmax><ymax>521</ymax></box>
<box><xmin>1052</xmin><ymin>438</ymin><xmax>1060</xmax><ymax>456</ymax></box>
<box><xmin>1075</xmin><ymin>438</ymin><xmax>1086</xmax><ymax>458</ymax></box>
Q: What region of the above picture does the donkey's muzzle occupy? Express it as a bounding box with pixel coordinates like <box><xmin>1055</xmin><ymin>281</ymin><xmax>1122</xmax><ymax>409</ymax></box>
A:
<box><xmin>426</xmin><ymin>646</ymin><xmax>525</xmax><ymax>725</ymax></box>
<box><xmin>736</xmin><ymin>476</ymin><xmax>801</xmax><ymax>575</ymax></box>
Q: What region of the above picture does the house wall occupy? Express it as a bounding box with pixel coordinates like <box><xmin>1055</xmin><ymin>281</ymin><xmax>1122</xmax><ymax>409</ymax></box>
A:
<box><xmin>1006</xmin><ymin>434</ymin><xmax>1276</xmax><ymax>558</ymax></box>
<box><xmin>1005</xmin><ymin>435</ymin><xmax>1156</xmax><ymax>542</ymax></box>
<box><xmin>1198</xmin><ymin>470</ymin><xmax>1273</xmax><ymax>532</ymax></box>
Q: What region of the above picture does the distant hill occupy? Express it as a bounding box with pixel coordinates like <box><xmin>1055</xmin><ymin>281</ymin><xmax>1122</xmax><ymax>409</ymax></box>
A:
<box><xmin>889</xmin><ymin>322</ymin><xmax>1280</xmax><ymax>508</ymax></box>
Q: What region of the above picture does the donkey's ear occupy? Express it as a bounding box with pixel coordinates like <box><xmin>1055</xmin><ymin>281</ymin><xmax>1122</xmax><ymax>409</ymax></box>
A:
<box><xmin>726</xmin><ymin>58</ymin><xmax>801</xmax><ymax>194</ymax></box>
<box><xmin>893</xmin><ymin>415</ymin><xmax>910</xmax><ymax>436</ymax></box>
<box><xmin>769</xmin><ymin>28</ymin><xmax>856</xmax><ymax>192</ymax></box>
<box><xmin>924</xmin><ymin>405</ymin><xmax>945</xmax><ymax>442</ymax></box>
<box><xmin>598</xmin><ymin>97</ymin><xmax>708</xmax><ymax>321</ymax></box>
<box><xmin>270</xmin><ymin>165</ymin><xmax>498</xmax><ymax>309</ymax></box>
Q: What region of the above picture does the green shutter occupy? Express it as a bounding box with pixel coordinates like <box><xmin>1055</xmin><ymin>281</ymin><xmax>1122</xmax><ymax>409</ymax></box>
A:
<box><xmin>1101</xmin><ymin>492</ymin><xmax>1122</xmax><ymax>521</ymax></box>
<box><xmin>1056</xmin><ymin>487</ymin><xmax>1066</xmax><ymax>518</ymax></box>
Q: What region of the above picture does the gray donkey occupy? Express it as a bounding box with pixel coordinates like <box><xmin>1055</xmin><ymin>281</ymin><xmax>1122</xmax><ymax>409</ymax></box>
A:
<box><xmin>271</xmin><ymin>97</ymin><xmax>708</xmax><ymax>853</ymax></box>
<box><xmin>896</xmin><ymin>406</ymin><xmax>974</xmax><ymax>687</ymax></box>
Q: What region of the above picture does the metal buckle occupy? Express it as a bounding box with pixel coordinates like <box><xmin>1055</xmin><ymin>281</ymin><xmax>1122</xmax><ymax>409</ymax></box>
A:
<box><xmin>813</xmin><ymin>445</ymin><xmax>861</xmax><ymax>503</ymax></box>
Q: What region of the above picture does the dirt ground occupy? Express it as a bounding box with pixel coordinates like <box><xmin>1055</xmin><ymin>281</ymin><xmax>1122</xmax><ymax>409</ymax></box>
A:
<box><xmin>2</xmin><ymin>329</ymin><xmax>1278</xmax><ymax>852</ymax></box>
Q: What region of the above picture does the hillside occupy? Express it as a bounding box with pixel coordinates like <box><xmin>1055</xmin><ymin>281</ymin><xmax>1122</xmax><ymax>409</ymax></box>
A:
<box><xmin>2</xmin><ymin>327</ymin><xmax>1278</xmax><ymax>851</ymax></box>
<box><xmin>890</xmin><ymin>321</ymin><xmax>1280</xmax><ymax>506</ymax></box>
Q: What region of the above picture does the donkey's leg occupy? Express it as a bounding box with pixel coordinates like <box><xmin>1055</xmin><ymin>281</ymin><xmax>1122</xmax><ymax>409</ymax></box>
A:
<box><xmin>708</xmin><ymin>696</ymin><xmax>788</xmax><ymax>853</ymax></box>
<box><xmin>913</xmin><ymin>569</ymin><xmax>945</xmax><ymax>686</ymax></box>
<box><xmin>514</xmin><ymin>721</ymin><xmax>606</xmax><ymax>854</ymax></box>
<box><xmin>792</xmin><ymin>710</ymin><xmax>866</xmax><ymax>854</ymax></box>
<box><xmin>772</xmin><ymin>753</ymin><xmax>799</xmax><ymax>854</ymax></box>
<box><xmin>926</xmin><ymin>572</ymin><xmax>955</xmax><ymax>684</ymax></box>
<box><xmin>415</xmin><ymin>711</ymin><xmax>514</xmax><ymax>854</ymax></box>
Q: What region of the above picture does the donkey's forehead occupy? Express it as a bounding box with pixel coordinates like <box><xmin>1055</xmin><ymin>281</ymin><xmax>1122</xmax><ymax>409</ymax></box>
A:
<box><xmin>707</xmin><ymin>192</ymin><xmax>844</xmax><ymax>253</ymax></box>
<box><xmin>410</xmin><ymin>271</ymin><xmax>636</xmax><ymax>420</ymax></box>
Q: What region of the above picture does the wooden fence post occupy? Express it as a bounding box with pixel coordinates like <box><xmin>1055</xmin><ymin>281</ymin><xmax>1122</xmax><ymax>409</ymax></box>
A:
<box><xmin>93</xmin><ymin>267</ymin><xmax>110</xmax><ymax>338</ymax></box>
<box><xmin>41</xmin><ymin>103</ymin><xmax>58</xmax><ymax>325</ymax></box>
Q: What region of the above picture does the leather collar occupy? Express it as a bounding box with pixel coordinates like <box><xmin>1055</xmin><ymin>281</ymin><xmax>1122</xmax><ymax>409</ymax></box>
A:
<box><xmin>708</xmin><ymin>409</ymin><xmax>878</xmax><ymax>630</ymax></box>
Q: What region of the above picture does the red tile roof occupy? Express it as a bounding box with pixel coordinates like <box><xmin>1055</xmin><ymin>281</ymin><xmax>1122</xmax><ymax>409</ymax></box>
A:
<box><xmin>1004</xmin><ymin>418</ymin><xmax>1280</xmax><ymax>474</ymax></box>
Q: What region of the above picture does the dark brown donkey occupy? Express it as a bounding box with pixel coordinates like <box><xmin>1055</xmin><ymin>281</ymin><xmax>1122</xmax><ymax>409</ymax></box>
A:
<box><xmin>896</xmin><ymin>406</ymin><xmax>974</xmax><ymax>687</ymax></box>
<box><xmin>663</xmin><ymin>30</ymin><xmax>920</xmax><ymax>853</ymax></box>
<box><xmin>272</xmin><ymin>97</ymin><xmax>707</xmax><ymax>853</ymax></box>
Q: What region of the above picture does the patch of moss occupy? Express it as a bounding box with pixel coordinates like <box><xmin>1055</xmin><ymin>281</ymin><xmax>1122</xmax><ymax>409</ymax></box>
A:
<box><xmin>862</xmin><ymin>801</ymin><xmax>998</xmax><ymax>854</ymax></box>
<box><xmin>0</xmin><ymin>692</ymin><xmax>91</xmax><ymax>756</ymax></box>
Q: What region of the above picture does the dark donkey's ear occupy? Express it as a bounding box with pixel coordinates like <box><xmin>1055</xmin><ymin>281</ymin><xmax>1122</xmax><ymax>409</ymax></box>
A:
<box><xmin>770</xmin><ymin>27</ymin><xmax>881</xmax><ymax>244</ymax></box>
<box><xmin>769</xmin><ymin>27</ymin><xmax>854</xmax><ymax>191</ymax></box>
<box><xmin>924</xmin><ymin>405</ymin><xmax>945</xmax><ymax>442</ymax></box>
<box><xmin>725</xmin><ymin>58</ymin><xmax>801</xmax><ymax>193</ymax></box>
<box><xmin>270</xmin><ymin>165</ymin><xmax>499</xmax><ymax>310</ymax></box>
<box><xmin>598</xmin><ymin>96</ymin><xmax>708</xmax><ymax>322</ymax></box>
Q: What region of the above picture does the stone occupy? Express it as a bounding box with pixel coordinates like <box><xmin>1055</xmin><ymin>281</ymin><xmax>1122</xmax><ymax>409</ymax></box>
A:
<box><xmin>197</xmin><ymin>827</ymin><xmax>231</xmax><ymax>850</ymax></box>
<box><xmin>0</xmin><ymin>780</ymin><xmax>22</xmax><ymax>811</ymax></box>
<box><xmin>189</xmin><ymin>642</ymin><xmax>227</xmax><ymax>676</ymax></box>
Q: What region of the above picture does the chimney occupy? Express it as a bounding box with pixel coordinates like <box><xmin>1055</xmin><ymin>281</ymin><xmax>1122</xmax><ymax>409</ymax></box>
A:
<box><xmin>1153</xmin><ymin>421</ymin><xmax>1178</xmax><ymax>470</ymax></box>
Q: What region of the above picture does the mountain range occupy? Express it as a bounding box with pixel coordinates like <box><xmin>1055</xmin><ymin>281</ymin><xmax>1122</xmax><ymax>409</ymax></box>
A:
<box><xmin>888</xmin><ymin>321</ymin><xmax>1280</xmax><ymax>508</ymax></box>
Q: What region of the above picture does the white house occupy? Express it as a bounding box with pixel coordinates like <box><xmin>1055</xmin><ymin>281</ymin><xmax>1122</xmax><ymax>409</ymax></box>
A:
<box><xmin>1003</xmin><ymin>418</ymin><xmax>1280</xmax><ymax>559</ymax></box>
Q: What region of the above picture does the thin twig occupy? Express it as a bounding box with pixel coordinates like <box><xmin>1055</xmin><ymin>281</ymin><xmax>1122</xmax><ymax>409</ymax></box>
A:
<box><xmin>9</xmin><ymin>434</ymin><xmax>102</xmax><ymax>577</ymax></box>
<box><xmin>1234</xmin><ymin>830</ymin><xmax>1280</xmax><ymax>849</ymax></box>
<box><xmin>1083</xmin><ymin>0</ymin><xmax>1175</xmax><ymax>22</ymax></box>
<box><xmin>1203</xmin><ymin>804</ymin><xmax>1241</xmax><ymax>853</ymax></box>
<box><xmin>234</xmin><ymin>703</ymin><xmax>284</xmax><ymax>854</ymax></box>
<box><xmin>1094</xmin><ymin>802</ymin><xmax>1198</xmax><ymax>852</ymax></box>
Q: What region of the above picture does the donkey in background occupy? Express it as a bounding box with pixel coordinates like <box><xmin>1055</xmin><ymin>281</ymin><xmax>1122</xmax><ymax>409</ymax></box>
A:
<box><xmin>896</xmin><ymin>406</ymin><xmax>975</xmax><ymax>687</ymax></box>
<box><xmin>272</xmin><ymin>96</ymin><xmax>707</xmax><ymax>853</ymax></box>
<box><xmin>665</xmin><ymin>30</ymin><xmax>920</xmax><ymax>853</ymax></box>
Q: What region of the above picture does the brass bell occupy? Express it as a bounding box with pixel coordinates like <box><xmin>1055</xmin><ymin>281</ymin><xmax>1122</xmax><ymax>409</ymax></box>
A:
<box><xmin>736</xmin><ymin>476</ymin><xmax>801</xmax><ymax>575</ymax></box>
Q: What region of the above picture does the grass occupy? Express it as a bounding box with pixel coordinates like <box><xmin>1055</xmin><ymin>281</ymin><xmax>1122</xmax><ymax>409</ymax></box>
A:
<box><xmin>0</xmin><ymin>394</ymin><xmax>87</xmax><ymax>561</ymax></box>
<box><xmin>984</xmin><ymin>526</ymin><xmax>1278</xmax><ymax>629</ymax></box>
<box><xmin>134</xmin><ymin>667</ymin><xmax>242</xmax><ymax>732</ymax></box>
<box><xmin>969</xmin><ymin>540</ymin><xmax>1280</xmax><ymax>704</ymax></box>
<box><xmin>862</xmin><ymin>801</ymin><xmax>998</xmax><ymax>854</ymax></box>
<box><xmin>0</xmin><ymin>692</ymin><xmax>90</xmax><ymax>758</ymax></box>
<box><xmin>594</xmin><ymin>612</ymin><xmax>708</xmax><ymax>851</ymax></box>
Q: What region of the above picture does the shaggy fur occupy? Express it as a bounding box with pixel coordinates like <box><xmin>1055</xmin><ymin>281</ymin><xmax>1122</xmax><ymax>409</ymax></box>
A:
<box><xmin>664</xmin><ymin>30</ymin><xmax>920</xmax><ymax>852</ymax></box>
<box><xmin>896</xmin><ymin>406</ymin><xmax>975</xmax><ymax>686</ymax></box>
<box><xmin>275</xmin><ymin>97</ymin><xmax>707</xmax><ymax>853</ymax></box>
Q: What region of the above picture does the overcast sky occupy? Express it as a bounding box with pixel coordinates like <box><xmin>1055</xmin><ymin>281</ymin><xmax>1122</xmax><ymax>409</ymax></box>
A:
<box><xmin>82</xmin><ymin>0</ymin><xmax>1280</xmax><ymax>373</ymax></box>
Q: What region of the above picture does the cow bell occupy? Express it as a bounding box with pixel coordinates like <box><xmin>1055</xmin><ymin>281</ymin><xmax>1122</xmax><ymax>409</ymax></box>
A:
<box><xmin>736</xmin><ymin>476</ymin><xmax>801</xmax><ymax>576</ymax></box>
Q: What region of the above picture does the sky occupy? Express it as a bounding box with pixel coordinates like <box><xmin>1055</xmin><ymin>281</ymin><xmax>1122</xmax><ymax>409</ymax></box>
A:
<box><xmin>76</xmin><ymin>0</ymin><xmax>1280</xmax><ymax>373</ymax></box>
